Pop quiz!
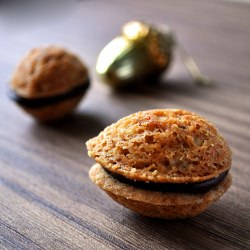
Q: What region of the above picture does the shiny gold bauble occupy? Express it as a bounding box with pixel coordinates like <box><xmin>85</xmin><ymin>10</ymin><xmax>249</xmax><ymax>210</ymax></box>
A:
<box><xmin>96</xmin><ymin>21</ymin><xmax>175</xmax><ymax>88</ymax></box>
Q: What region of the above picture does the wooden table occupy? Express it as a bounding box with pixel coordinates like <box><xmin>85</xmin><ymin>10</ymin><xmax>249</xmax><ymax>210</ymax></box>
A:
<box><xmin>0</xmin><ymin>1</ymin><xmax>249</xmax><ymax>249</ymax></box>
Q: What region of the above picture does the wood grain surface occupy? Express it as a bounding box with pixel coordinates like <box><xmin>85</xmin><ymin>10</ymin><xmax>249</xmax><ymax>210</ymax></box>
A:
<box><xmin>0</xmin><ymin>0</ymin><xmax>250</xmax><ymax>249</ymax></box>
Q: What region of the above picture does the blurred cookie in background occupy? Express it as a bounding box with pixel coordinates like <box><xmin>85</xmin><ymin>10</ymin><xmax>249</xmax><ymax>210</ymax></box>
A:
<box><xmin>9</xmin><ymin>46</ymin><xmax>90</xmax><ymax>122</ymax></box>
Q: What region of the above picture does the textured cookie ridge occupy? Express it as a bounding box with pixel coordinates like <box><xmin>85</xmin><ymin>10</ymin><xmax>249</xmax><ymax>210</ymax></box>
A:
<box><xmin>87</xmin><ymin>109</ymin><xmax>232</xmax><ymax>183</ymax></box>
<box><xmin>11</xmin><ymin>46</ymin><xmax>88</xmax><ymax>98</ymax></box>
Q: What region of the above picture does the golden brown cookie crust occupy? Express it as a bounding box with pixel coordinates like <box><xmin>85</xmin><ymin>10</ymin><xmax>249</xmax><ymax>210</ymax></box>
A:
<box><xmin>87</xmin><ymin>109</ymin><xmax>232</xmax><ymax>183</ymax></box>
<box><xmin>11</xmin><ymin>46</ymin><xmax>88</xmax><ymax>98</ymax></box>
<box><xmin>89</xmin><ymin>163</ymin><xmax>232</xmax><ymax>219</ymax></box>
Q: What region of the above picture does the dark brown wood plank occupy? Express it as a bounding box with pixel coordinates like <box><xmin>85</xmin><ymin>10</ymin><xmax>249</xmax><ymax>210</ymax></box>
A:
<box><xmin>0</xmin><ymin>0</ymin><xmax>250</xmax><ymax>249</ymax></box>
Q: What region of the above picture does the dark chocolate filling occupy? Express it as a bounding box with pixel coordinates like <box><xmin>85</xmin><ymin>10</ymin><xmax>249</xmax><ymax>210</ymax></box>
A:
<box><xmin>9</xmin><ymin>78</ymin><xmax>90</xmax><ymax>108</ymax></box>
<box><xmin>105</xmin><ymin>168</ymin><xmax>229</xmax><ymax>193</ymax></box>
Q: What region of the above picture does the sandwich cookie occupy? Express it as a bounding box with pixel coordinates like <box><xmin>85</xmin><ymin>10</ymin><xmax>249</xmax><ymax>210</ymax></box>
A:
<box><xmin>10</xmin><ymin>46</ymin><xmax>90</xmax><ymax>122</ymax></box>
<box><xmin>87</xmin><ymin>109</ymin><xmax>232</xmax><ymax>219</ymax></box>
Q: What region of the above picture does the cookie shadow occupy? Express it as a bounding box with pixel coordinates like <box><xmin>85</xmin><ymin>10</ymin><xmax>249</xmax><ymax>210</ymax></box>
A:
<box><xmin>29</xmin><ymin>110</ymin><xmax>110</xmax><ymax>141</ymax></box>
<box><xmin>122</xmin><ymin>198</ymin><xmax>246</xmax><ymax>249</ymax></box>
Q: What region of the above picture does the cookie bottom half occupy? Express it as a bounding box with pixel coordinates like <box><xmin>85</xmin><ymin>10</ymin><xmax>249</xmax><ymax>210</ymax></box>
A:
<box><xmin>22</xmin><ymin>94</ymin><xmax>84</xmax><ymax>122</ymax></box>
<box><xmin>10</xmin><ymin>78</ymin><xmax>90</xmax><ymax>122</ymax></box>
<box><xmin>89</xmin><ymin>163</ymin><xmax>232</xmax><ymax>219</ymax></box>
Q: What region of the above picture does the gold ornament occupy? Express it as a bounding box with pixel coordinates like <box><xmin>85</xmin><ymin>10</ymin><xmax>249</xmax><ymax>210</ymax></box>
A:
<box><xmin>96</xmin><ymin>21</ymin><xmax>212</xmax><ymax>88</ymax></box>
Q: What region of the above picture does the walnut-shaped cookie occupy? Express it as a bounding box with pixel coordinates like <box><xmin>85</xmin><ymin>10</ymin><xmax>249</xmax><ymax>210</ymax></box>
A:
<box><xmin>10</xmin><ymin>46</ymin><xmax>89</xmax><ymax>122</ymax></box>
<box><xmin>87</xmin><ymin>109</ymin><xmax>232</xmax><ymax>219</ymax></box>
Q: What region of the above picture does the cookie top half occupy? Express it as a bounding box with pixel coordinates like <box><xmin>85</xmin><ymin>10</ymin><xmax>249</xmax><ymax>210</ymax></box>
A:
<box><xmin>11</xmin><ymin>46</ymin><xmax>88</xmax><ymax>98</ymax></box>
<box><xmin>86</xmin><ymin>109</ymin><xmax>232</xmax><ymax>183</ymax></box>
